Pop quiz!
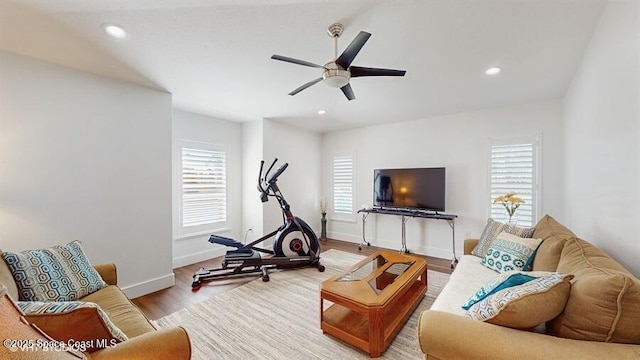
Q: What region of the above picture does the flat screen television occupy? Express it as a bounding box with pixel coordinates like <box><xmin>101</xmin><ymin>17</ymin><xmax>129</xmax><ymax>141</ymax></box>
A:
<box><xmin>373</xmin><ymin>167</ymin><xmax>446</xmax><ymax>212</ymax></box>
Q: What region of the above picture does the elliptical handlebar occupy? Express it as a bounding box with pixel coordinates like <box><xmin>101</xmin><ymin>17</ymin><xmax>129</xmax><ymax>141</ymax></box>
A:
<box><xmin>264</xmin><ymin>158</ymin><xmax>278</xmax><ymax>179</ymax></box>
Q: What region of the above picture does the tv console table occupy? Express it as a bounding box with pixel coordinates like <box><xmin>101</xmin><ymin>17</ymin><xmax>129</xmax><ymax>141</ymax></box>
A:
<box><xmin>357</xmin><ymin>207</ymin><xmax>459</xmax><ymax>268</ymax></box>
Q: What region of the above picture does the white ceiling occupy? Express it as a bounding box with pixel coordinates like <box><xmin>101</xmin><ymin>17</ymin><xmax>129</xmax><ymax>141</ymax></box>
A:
<box><xmin>0</xmin><ymin>0</ymin><xmax>606</xmax><ymax>133</ymax></box>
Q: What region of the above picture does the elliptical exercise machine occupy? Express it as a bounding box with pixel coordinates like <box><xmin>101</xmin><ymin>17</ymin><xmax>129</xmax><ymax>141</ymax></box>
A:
<box><xmin>192</xmin><ymin>159</ymin><xmax>324</xmax><ymax>289</ymax></box>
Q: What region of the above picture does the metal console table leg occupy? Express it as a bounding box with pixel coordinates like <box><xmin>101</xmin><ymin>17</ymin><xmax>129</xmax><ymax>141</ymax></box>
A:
<box><xmin>358</xmin><ymin>212</ymin><xmax>371</xmax><ymax>251</ymax></box>
<box><xmin>400</xmin><ymin>215</ymin><xmax>410</xmax><ymax>253</ymax></box>
<box><xmin>446</xmin><ymin>219</ymin><xmax>458</xmax><ymax>268</ymax></box>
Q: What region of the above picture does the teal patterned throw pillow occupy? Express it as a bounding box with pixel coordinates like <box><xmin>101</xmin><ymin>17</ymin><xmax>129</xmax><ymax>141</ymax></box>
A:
<box><xmin>462</xmin><ymin>272</ymin><xmax>537</xmax><ymax>310</ymax></box>
<box><xmin>2</xmin><ymin>241</ymin><xmax>106</xmax><ymax>301</ymax></box>
<box><xmin>481</xmin><ymin>232</ymin><xmax>542</xmax><ymax>273</ymax></box>
<box><xmin>465</xmin><ymin>273</ymin><xmax>574</xmax><ymax>328</ymax></box>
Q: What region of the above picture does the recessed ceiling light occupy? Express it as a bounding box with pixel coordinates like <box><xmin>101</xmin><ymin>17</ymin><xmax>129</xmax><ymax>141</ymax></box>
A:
<box><xmin>102</xmin><ymin>24</ymin><xmax>127</xmax><ymax>39</ymax></box>
<box><xmin>318</xmin><ymin>110</ymin><xmax>326</xmax><ymax>115</ymax></box>
<box><xmin>485</xmin><ymin>67</ymin><xmax>501</xmax><ymax>75</ymax></box>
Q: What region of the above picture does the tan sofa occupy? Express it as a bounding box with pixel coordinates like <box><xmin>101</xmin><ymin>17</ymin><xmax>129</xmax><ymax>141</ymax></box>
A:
<box><xmin>0</xmin><ymin>257</ymin><xmax>191</xmax><ymax>359</ymax></box>
<box><xmin>418</xmin><ymin>215</ymin><xmax>640</xmax><ymax>360</ymax></box>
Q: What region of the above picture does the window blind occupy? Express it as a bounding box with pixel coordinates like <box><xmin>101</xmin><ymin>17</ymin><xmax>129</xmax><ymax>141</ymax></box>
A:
<box><xmin>181</xmin><ymin>147</ymin><xmax>227</xmax><ymax>227</ymax></box>
<box><xmin>490</xmin><ymin>142</ymin><xmax>536</xmax><ymax>226</ymax></box>
<box><xmin>333</xmin><ymin>155</ymin><xmax>353</xmax><ymax>214</ymax></box>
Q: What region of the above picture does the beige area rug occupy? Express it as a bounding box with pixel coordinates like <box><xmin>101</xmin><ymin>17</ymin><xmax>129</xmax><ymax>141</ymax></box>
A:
<box><xmin>154</xmin><ymin>249</ymin><xmax>450</xmax><ymax>360</ymax></box>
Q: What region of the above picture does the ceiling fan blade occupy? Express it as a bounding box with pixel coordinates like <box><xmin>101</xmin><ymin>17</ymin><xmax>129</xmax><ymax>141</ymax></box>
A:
<box><xmin>340</xmin><ymin>83</ymin><xmax>355</xmax><ymax>101</ymax></box>
<box><xmin>335</xmin><ymin>31</ymin><xmax>371</xmax><ymax>69</ymax></box>
<box><xmin>288</xmin><ymin>78</ymin><xmax>323</xmax><ymax>96</ymax></box>
<box><xmin>271</xmin><ymin>55</ymin><xmax>325</xmax><ymax>69</ymax></box>
<box><xmin>350</xmin><ymin>66</ymin><xmax>406</xmax><ymax>78</ymax></box>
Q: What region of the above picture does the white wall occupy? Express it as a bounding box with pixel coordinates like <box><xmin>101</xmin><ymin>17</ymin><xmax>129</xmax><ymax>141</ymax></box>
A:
<box><xmin>322</xmin><ymin>100</ymin><xmax>565</xmax><ymax>260</ymax></box>
<box><xmin>262</xmin><ymin>120</ymin><xmax>323</xmax><ymax>239</ymax></box>
<box><xmin>0</xmin><ymin>51</ymin><xmax>173</xmax><ymax>298</ymax></box>
<box><xmin>242</xmin><ymin>120</ymin><xmax>264</xmax><ymax>239</ymax></box>
<box><xmin>172</xmin><ymin>109</ymin><xmax>243</xmax><ymax>268</ymax></box>
<box><xmin>563</xmin><ymin>0</ymin><xmax>640</xmax><ymax>276</ymax></box>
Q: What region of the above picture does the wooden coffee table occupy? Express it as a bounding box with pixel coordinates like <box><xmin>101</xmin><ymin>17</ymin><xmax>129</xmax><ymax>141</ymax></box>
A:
<box><xmin>320</xmin><ymin>250</ymin><xmax>427</xmax><ymax>357</ymax></box>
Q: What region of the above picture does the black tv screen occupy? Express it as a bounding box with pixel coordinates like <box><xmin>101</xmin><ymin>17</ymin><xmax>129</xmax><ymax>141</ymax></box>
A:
<box><xmin>373</xmin><ymin>167</ymin><xmax>446</xmax><ymax>212</ymax></box>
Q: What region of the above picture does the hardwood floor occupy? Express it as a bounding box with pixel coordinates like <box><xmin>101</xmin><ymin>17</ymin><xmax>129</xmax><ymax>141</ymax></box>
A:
<box><xmin>132</xmin><ymin>239</ymin><xmax>453</xmax><ymax>320</ymax></box>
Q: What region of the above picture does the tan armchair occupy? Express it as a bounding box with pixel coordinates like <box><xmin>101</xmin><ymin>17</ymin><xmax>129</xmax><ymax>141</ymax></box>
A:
<box><xmin>0</xmin><ymin>249</ymin><xmax>191</xmax><ymax>360</ymax></box>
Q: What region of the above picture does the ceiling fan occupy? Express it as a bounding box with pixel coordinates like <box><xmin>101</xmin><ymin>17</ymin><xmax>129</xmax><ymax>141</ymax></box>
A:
<box><xmin>271</xmin><ymin>23</ymin><xmax>406</xmax><ymax>101</ymax></box>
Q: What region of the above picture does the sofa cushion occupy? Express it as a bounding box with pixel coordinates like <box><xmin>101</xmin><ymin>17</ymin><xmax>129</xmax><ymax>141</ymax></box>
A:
<box><xmin>531</xmin><ymin>215</ymin><xmax>575</xmax><ymax>271</ymax></box>
<box><xmin>1</xmin><ymin>241</ymin><xmax>107</xmax><ymax>302</ymax></box>
<box><xmin>82</xmin><ymin>285</ymin><xmax>156</xmax><ymax>338</ymax></box>
<box><xmin>550</xmin><ymin>238</ymin><xmax>640</xmax><ymax>344</ymax></box>
<box><xmin>481</xmin><ymin>232</ymin><xmax>542</xmax><ymax>273</ymax></box>
<box><xmin>430</xmin><ymin>255</ymin><xmax>499</xmax><ymax>316</ymax></box>
<box><xmin>18</xmin><ymin>300</ymin><xmax>128</xmax><ymax>352</ymax></box>
<box><xmin>466</xmin><ymin>272</ymin><xmax>573</xmax><ymax>329</ymax></box>
<box><xmin>472</xmin><ymin>218</ymin><xmax>535</xmax><ymax>258</ymax></box>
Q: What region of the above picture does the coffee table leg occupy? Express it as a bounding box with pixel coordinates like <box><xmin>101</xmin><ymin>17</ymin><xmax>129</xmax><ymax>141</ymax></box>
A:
<box><xmin>320</xmin><ymin>295</ymin><xmax>325</xmax><ymax>333</ymax></box>
<box><xmin>369</xmin><ymin>307</ymin><xmax>384</xmax><ymax>357</ymax></box>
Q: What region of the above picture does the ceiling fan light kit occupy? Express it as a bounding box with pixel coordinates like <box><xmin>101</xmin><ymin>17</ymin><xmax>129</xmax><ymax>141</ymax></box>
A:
<box><xmin>322</xmin><ymin>65</ymin><xmax>350</xmax><ymax>88</ymax></box>
<box><xmin>271</xmin><ymin>23</ymin><xmax>406</xmax><ymax>101</ymax></box>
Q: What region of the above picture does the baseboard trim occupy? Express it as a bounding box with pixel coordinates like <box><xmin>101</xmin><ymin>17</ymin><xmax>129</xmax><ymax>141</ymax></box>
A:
<box><xmin>123</xmin><ymin>273</ymin><xmax>175</xmax><ymax>299</ymax></box>
<box><xmin>327</xmin><ymin>231</ymin><xmax>362</xmax><ymax>243</ymax></box>
<box><xmin>172</xmin><ymin>247</ymin><xmax>227</xmax><ymax>269</ymax></box>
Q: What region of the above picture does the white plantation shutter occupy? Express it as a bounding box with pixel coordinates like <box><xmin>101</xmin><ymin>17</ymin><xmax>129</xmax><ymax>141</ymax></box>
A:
<box><xmin>181</xmin><ymin>147</ymin><xmax>227</xmax><ymax>227</ymax></box>
<box><xmin>489</xmin><ymin>138</ymin><xmax>538</xmax><ymax>227</ymax></box>
<box><xmin>333</xmin><ymin>155</ymin><xmax>353</xmax><ymax>214</ymax></box>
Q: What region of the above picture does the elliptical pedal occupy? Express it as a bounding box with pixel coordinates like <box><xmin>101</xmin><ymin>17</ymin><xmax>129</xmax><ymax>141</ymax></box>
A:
<box><xmin>209</xmin><ymin>235</ymin><xmax>245</xmax><ymax>249</ymax></box>
<box><xmin>225</xmin><ymin>249</ymin><xmax>257</xmax><ymax>259</ymax></box>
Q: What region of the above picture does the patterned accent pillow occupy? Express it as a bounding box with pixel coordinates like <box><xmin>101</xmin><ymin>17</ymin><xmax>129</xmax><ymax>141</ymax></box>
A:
<box><xmin>2</xmin><ymin>241</ymin><xmax>106</xmax><ymax>301</ymax></box>
<box><xmin>462</xmin><ymin>272</ymin><xmax>538</xmax><ymax>310</ymax></box>
<box><xmin>465</xmin><ymin>273</ymin><xmax>574</xmax><ymax>329</ymax></box>
<box><xmin>472</xmin><ymin>218</ymin><xmax>535</xmax><ymax>258</ymax></box>
<box><xmin>481</xmin><ymin>232</ymin><xmax>542</xmax><ymax>273</ymax></box>
<box><xmin>18</xmin><ymin>301</ymin><xmax>127</xmax><ymax>351</ymax></box>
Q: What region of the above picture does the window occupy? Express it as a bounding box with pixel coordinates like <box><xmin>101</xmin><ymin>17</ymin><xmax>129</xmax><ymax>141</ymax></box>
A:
<box><xmin>489</xmin><ymin>136</ymin><xmax>538</xmax><ymax>227</ymax></box>
<box><xmin>180</xmin><ymin>144</ymin><xmax>227</xmax><ymax>234</ymax></box>
<box><xmin>332</xmin><ymin>155</ymin><xmax>354</xmax><ymax>214</ymax></box>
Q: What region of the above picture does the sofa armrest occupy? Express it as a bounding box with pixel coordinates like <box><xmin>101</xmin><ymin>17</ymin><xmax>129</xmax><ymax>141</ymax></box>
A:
<box><xmin>87</xmin><ymin>327</ymin><xmax>191</xmax><ymax>360</ymax></box>
<box><xmin>93</xmin><ymin>264</ymin><xmax>117</xmax><ymax>286</ymax></box>
<box><xmin>418</xmin><ymin>310</ymin><xmax>640</xmax><ymax>360</ymax></box>
<box><xmin>463</xmin><ymin>239</ymin><xmax>479</xmax><ymax>255</ymax></box>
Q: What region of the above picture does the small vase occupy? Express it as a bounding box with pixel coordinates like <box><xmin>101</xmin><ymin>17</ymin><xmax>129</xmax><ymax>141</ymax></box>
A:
<box><xmin>507</xmin><ymin>216</ymin><xmax>518</xmax><ymax>226</ymax></box>
<box><xmin>320</xmin><ymin>212</ymin><xmax>327</xmax><ymax>241</ymax></box>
